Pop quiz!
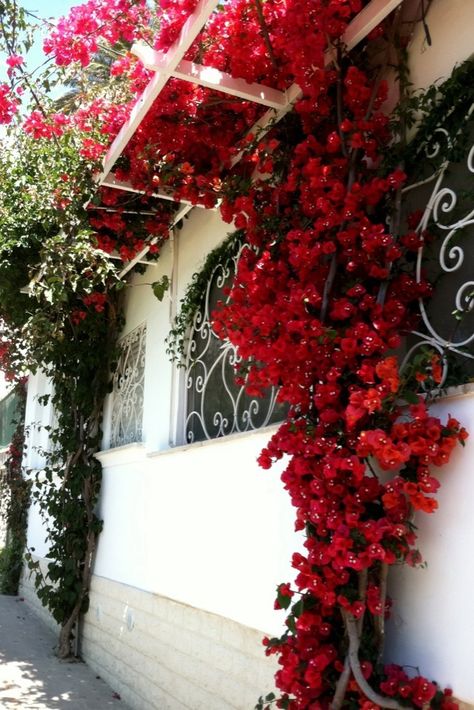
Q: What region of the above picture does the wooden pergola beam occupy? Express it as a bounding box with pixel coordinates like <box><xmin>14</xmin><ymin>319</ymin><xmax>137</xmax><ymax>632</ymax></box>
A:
<box><xmin>97</xmin><ymin>0</ymin><xmax>220</xmax><ymax>184</ymax></box>
<box><xmin>101</xmin><ymin>174</ymin><xmax>215</xmax><ymax>209</ymax></box>
<box><xmin>100</xmin><ymin>0</ymin><xmax>405</xmax><ymax>276</ymax></box>
<box><xmin>132</xmin><ymin>43</ymin><xmax>289</xmax><ymax>110</ymax></box>
<box><xmin>100</xmin><ymin>0</ymin><xmax>404</xmax><ymax>184</ymax></box>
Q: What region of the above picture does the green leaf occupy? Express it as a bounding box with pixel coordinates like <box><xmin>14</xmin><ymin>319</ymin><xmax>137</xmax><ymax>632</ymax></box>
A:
<box><xmin>402</xmin><ymin>390</ymin><xmax>420</xmax><ymax>404</ymax></box>
<box><xmin>291</xmin><ymin>598</ymin><xmax>304</xmax><ymax>617</ymax></box>
<box><xmin>152</xmin><ymin>275</ymin><xmax>170</xmax><ymax>301</ymax></box>
<box><xmin>276</xmin><ymin>588</ymin><xmax>292</xmax><ymax>610</ymax></box>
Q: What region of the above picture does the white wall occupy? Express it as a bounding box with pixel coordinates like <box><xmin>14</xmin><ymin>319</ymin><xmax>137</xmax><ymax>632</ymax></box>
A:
<box><xmin>387</xmin><ymin>387</ymin><xmax>474</xmax><ymax>703</ymax></box>
<box><xmin>408</xmin><ymin>0</ymin><xmax>474</xmax><ymax>92</ymax></box>
<box><xmin>95</xmin><ymin>206</ymin><xmax>299</xmax><ymax>636</ymax></box>
<box><xmin>95</xmin><ymin>432</ymin><xmax>296</xmax><ymax>637</ymax></box>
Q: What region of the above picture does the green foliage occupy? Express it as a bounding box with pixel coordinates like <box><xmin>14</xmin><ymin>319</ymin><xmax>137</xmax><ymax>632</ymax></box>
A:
<box><xmin>0</xmin><ymin>539</ymin><xmax>24</xmax><ymax>594</ymax></box>
<box><xmin>24</xmin><ymin>284</ymin><xmax>122</xmax><ymax>651</ymax></box>
<box><xmin>404</xmin><ymin>57</ymin><xmax>474</xmax><ymax>175</ymax></box>
<box><xmin>0</xmin><ymin>382</ymin><xmax>30</xmax><ymax>596</ymax></box>
<box><xmin>152</xmin><ymin>275</ymin><xmax>170</xmax><ymax>302</ymax></box>
<box><xmin>255</xmin><ymin>692</ymin><xmax>277</xmax><ymax>710</ymax></box>
<box><xmin>166</xmin><ymin>230</ymin><xmax>242</xmax><ymax>361</ymax></box>
<box><xmin>0</xmin><ymin>129</ymin><xmax>105</xmax><ymax>365</ymax></box>
<box><xmin>0</xmin><ymin>124</ymin><xmax>124</xmax><ymax>655</ymax></box>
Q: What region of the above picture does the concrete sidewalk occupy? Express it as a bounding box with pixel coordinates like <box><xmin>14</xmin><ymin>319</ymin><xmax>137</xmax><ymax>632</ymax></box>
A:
<box><xmin>0</xmin><ymin>594</ymin><xmax>130</xmax><ymax>709</ymax></box>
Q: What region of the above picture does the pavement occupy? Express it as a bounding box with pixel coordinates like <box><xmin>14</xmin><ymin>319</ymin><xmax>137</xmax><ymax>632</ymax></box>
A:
<box><xmin>0</xmin><ymin>594</ymin><xmax>130</xmax><ymax>709</ymax></box>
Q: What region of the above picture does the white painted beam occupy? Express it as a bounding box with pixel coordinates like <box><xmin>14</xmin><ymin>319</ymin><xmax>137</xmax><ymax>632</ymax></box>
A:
<box><xmin>170</xmin><ymin>59</ymin><xmax>286</xmax><ymax>109</ymax></box>
<box><xmin>345</xmin><ymin>0</ymin><xmax>404</xmax><ymax>51</ymax></box>
<box><xmin>101</xmin><ymin>174</ymin><xmax>214</xmax><ymax>209</ymax></box>
<box><xmin>117</xmin><ymin>204</ymin><xmax>193</xmax><ymax>279</ymax></box>
<box><xmin>91</xmin><ymin>206</ymin><xmax>159</xmax><ymax>216</ymax></box>
<box><xmin>133</xmin><ymin>43</ymin><xmax>288</xmax><ymax>110</ymax></box>
<box><xmin>232</xmin><ymin>0</ymin><xmax>404</xmax><ymax>164</ymax></box>
<box><xmin>230</xmin><ymin>83</ymin><xmax>301</xmax><ymax>167</ymax></box>
<box><xmin>168</xmin><ymin>0</ymin><xmax>220</xmax><ymax>70</ymax></box>
<box><xmin>109</xmin><ymin>251</ymin><xmax>156</xmax><ymax>265</ymax></box>
<box><xmin>99</xmin><ymin>0</ymin><xmax>220</xmax><ymax>183</ymax></box>
<box><xmin>97</xmin><ymin>71</ymin><xmax>169</xmax><ymax>185</ymax></box>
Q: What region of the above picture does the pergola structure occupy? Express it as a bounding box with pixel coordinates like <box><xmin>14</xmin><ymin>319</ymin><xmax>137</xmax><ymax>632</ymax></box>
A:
<box><xmin>96</xmin><ymin>0</ymin><xmax>406</xmax><ymax>277</ymax></box>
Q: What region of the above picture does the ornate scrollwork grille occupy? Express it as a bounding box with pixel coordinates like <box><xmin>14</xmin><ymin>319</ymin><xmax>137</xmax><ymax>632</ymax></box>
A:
<box><xmin>402</xmin><ymin>107</ymin><xmax>474</xmax><ymax>385</ymax></box>
<box><xmin>184</xmin><ymin>243</ymin><xmax>285</xmax><ymax>444</ymax></box>
<box><xmin>110</xmin><ymin>323</ymin><xmax>146</xmax><ymax>448</ymax></box>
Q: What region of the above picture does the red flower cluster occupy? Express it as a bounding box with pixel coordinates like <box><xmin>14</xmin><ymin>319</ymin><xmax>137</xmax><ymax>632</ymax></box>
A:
<box><xmin>82</xmin><ymin>291</ymin><xmax>107</xmax><ymax>312</ymax></box>
<box><xmin>0</xmin><ymin>82</ymin><xmax>19</xmax><ymax>124</ymax></box>
<box><xmin>43</xmin><ymin>0</ymin><xmax>151</xmax><ymax>67</ymax></box>
<box><xmin>24</xmin><ymin>111</ymin><xmax>69</xmax><ymax>140</ymax></box>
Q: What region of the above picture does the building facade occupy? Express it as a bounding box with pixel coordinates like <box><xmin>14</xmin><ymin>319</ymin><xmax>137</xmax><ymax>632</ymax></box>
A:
<box><xmin>20</xmin><ymin>1</ymin><xmax>474</xmax><ymax>708</ymax></box>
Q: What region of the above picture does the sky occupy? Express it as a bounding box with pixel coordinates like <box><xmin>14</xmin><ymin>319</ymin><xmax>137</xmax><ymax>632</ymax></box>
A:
<box><xmin>0</xmin><ymin>0</ymin><xmax>79</xmax><ymax>82</ymax></box>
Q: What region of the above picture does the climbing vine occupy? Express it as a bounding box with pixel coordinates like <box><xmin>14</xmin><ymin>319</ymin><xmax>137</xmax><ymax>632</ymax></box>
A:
<box><xmin>0</xmin><ymin>0</ymin><xmax>471</xmax><ymax>704</ymax></box>
<box><xmin>0</xmin><ymin>381</ymin><xmax>29</xmax><ymax>595</ymax></box>
<box><xmin>166</xmin><ymin>229</ymin><xmax>242</xmax><ymax>361</ymax></box>
<box><xmin>0</xmin><ymin>6</ymin><xmax>127</xmax><ymax>656</ymax></box>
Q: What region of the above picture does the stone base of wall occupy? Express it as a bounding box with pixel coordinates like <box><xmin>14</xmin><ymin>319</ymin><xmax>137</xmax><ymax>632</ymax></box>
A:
<box><xmin>21</xmin><ymin>565</ymin><xmax>278</xmax><ymax>710</ymax></box>
<box><xmin>83</xmin><ymin>575</ymin><xmax>278</xmax><ymax>710</ymax></box>
<box><xmin>18</xmin><ymin>564</ymin><xmax>474</xmax><ymax>710</ymax></box>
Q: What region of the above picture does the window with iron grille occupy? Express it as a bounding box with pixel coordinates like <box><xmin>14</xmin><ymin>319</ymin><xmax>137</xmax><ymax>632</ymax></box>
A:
<box><xmin>110</xmin><ymin>323</ymin><xmax>147</xmax><ymax>448</ymax></box>
<box><xmin>401</xmin><ymin>112</ymin><xmax>474</xmax><ymax>386</ymax></box>
<box><xmin>183</xmin><ymin>243</ymin><xmax>286</xmax><ymax>444</ymax></box>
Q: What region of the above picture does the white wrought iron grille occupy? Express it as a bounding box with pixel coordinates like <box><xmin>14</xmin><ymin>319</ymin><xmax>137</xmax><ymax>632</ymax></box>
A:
<box><xmin>110</xmin><ymin>323</ymin><xmax>147</xmax><ymax>448</ymax></box>
<box><xmin>184</xmin><ymin>244</ymin><xmax>285</xmax><ymax>443</ymax></box>
<box><xmin>402</xmin><ymin>108</ymin><xmax>474</xmax><ymax>385</ymax></box>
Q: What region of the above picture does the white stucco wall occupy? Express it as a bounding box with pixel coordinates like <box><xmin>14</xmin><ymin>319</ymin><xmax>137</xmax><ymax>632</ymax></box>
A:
<box><xmin>408</xmin><ymin>0</ymin><xmax>474</xmax><ymax>92</ymax></box>
<box><xmin>95</xmin><ymin>432</ymin><xmax>296</xmax><ymax>638</ymax></box>
<box><xmin>387</xmin><ymin>387</ymin><xmax>474</xmax><ymax>703</ymax></box>
<box><xmin>95</xmin><ymin>207</ymin><xmax>299</xmax><ymax>637</ymax></box>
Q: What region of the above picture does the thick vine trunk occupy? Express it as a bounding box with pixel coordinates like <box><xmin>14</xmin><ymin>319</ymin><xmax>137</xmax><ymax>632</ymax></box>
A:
<box><xmin>57</xmin><ymin>526</ymin><xmax>97</xmax><ymax>659</ymax></box>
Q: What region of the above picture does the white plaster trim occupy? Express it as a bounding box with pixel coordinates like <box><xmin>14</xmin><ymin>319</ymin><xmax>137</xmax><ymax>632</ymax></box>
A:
<box><xmin>96</xmin><ymin>442</ymin><xmax>147</xmax><ymax>467</ymax></box>
<box><xmin>147</xmin><ymin>422</ymin><xmax>280</xmax><ymax>459</ymax></box>
<box><xmin>435</xmin><ymin>382</ymin><xmax>474</xmax><ymax>402</ymax></box>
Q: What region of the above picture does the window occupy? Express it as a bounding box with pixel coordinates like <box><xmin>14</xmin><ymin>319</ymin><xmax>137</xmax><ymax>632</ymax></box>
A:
<box><xmin>110</xmin><ymin>323</ymin><xmax>146</xmax><ymax>448</ymax></box>
<box><xmin>183</xmin><ymin>243</ymin><xmax>286</xmax><ymax>443</ymax></box>
<box><xmin>402</xmin><ymin>116</ymin><xmax>474</xmax><ymax>385</ymax></box>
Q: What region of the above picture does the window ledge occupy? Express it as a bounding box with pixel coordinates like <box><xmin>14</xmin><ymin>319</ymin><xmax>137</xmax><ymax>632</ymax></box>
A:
<box><xmin>96</xmin><ymin>442</ymin><xmax>147</xmax><ymax>467</ymax></box>
<box><xmin>96</xmin><ymin>384</ymin><xmax>474</xmax><ymax>466</ymax></box>
<box><xmin>432</xmin><ymin>382</ymin><xmax>474</xmax><ymax>402</ymax></box>
<box><xmin>147</xmin><ymin>423</ymin><xmax>281</xmax><ymax>459</ymax></box>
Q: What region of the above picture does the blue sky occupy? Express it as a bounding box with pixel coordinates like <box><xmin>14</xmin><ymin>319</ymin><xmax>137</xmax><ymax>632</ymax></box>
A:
<box><xmin>0</xmin><ymin>0</ymin><xmax>79</xmax><ymax>80</ymax></box>
<box><xmin>20</xmin><ymin>0</ymin><xmax>80</xmax><ymax>70</ymax></box>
